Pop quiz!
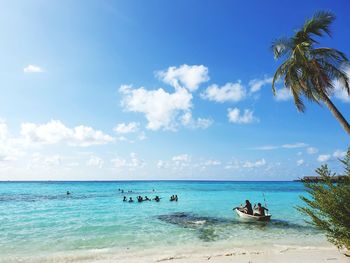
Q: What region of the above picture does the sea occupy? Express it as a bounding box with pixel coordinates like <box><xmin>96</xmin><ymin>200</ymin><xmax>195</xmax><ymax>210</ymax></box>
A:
<box><xmin>0</xmin><ymin>181</ymin><xmax>329</xmax><ymax>262</ymax></box>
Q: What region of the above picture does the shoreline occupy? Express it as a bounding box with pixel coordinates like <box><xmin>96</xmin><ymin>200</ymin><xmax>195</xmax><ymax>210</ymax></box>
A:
<box><xmin>3</xmin><ymin>243</ymin><xmax>348</xmax><ymax>263</ymax></box>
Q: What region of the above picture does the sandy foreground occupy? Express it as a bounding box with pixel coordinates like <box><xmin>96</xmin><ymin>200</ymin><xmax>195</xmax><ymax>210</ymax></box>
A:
<box><xmin>19</xmin><ymin>244</ymin><xmax>349</xmax><ymax>263</ymax></box>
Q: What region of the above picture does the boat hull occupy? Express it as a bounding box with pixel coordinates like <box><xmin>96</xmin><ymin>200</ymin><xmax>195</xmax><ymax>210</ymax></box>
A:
<box><xmin>234</xmin><ymin>208</ymin><xmax>271</xmax><ymax>221</ymax></box>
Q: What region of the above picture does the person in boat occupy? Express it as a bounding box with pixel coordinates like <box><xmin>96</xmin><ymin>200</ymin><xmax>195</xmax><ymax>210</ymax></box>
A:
<box><xmin>128</xmin><ymin>197</ymin><xmax>134</xmax><ymax>203</ymax></box>
<box><xmin>123</xmin><ymin>196</ymin><xmax>127</xmax><ymax>202</ymax></box>
<box><xmin>154</xmin><ymin>196</ymin><xmax>160</xmax><ymax>202</ymax></box>
<box><xmin>254</xmin><ymin>203</ymin><xmax>268</xmax><ymax>216</ymax></box>
<box><xmin>243</xmin><ymin>200</ymin><xmax>253</xmax><ymax>215</ymax></box>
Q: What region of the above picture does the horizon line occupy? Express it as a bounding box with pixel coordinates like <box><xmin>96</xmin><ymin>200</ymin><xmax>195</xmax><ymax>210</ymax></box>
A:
<box><xmin>0</xmin><ymin>179</ymin><xmax>299</xmax><ymax>182</ymax></box>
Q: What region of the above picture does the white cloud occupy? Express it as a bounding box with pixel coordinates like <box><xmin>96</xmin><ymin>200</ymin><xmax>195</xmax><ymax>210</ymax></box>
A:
<box><xmin>252</xmin><ymin>142</ymin><xmax>307</xmax><ymax>151</ymax></box>
<box><xmin>334</xmin><ymin>87</ymin><xmax>350</xmax><ymax>103</ymax></box>
<box><xmin>120</xmin><ymin>85</ymin><xmax>192</xmax><ymax>131</ymax></box>
<box><xmin>180</xmin><ymin>112</ymin><xmax>213</xmax><ymax>129</ymax></box>
<box><xmin>157</xmin><ymin>154</ymin><xmax>192</xmax><ymax>171</ymax></box>
<box><xmin>204</xmin><ymin>160</ymin><xmax>221</xmax><ymax>166</ymax></box>
<box><xmin>306</xmin><ymin>147</ymin><xmax>318</xmax><ymax>154</ymax></box>
<box><xmin>282</xmin><ymin>143</ymin><xmax>307</xmax><ymax>149</ymax></box>
<box><xmin>114</xmin><ymin>122</ymin><xmax>139</xmax><ymax>134</ymax></box>
<box><xmin>87</xmin><ymin>156</ymin><xmax>104</xmax><ymax>168</ymax></box>
<box><xmin>111</xmin><ymin>158</ymin><xmax>127</xmax><ymax>168</ymax></box>
<box><xmin>296</xmin><ymin>159</ymin><xmax>305</xmax><ymax>166</ymax></box>
<box><xmin>196</xmin><ymin>118</ymin><xmax>213</xmax><ymax>129</ymax></box>
<box><xmin>23</xmin><ymin>65</ymin><xmax>44</xmax><ymax>73</ymax></box>
<box><xmin>129</xmin><ymin>152</ymin><xmax>145</xmax><ymax>168</ymax></box>
<box><xmin>170</xmin><ymin>154</ymin><xmax>191</xmax><ymax>170</ymax></box>
<box><xmin>333</xmin><ymin>67</ymin><xmax>350</xmax><ymax>103</ymax></box>
<box><xmin>227</xmin><ymin>108</ymin><xmax>258</xmax><ymax>124</ymax></box>
<box><xmin>0</xmin><ymin>120</ymin><xmax>25</xmax><ymax>161</ymax></box>
<box><xmin>224</xmin><ymin>159</ymin><xmax>240</xmax><ymax>170</ymax></box>
<box><xmin>138</xmin><ymin>132</ymin><xmax>147</xmax><ymax>141</ymax></box>
<box><xmin>252</xmin><ymin>145</ymin><xmax>279</xmax><ymax>150</ymax></box>
<box><xmin>249</xmin><ymin>76</ymin><xmax>272</xmax><ymax>94</ymax></box>
<box><xmin>317</xmin><ymin>154</ymin><xmax>331</xmax><ymax>162</ymax></box>
<box><xmin>29</xmin><ymin>153</ymin><xmax>62</xmax><ymax>169</ymax></box>
<box><xmin>201</xmin><ymin>82</ymin><xmax>246</xmax><ymax>103</ymax></box>
<box><xmin>156</xmin><ymin>160</ymin><xmax>167</xmax><ymax>169</ymax></box>
<box><xmin>172</xmin><ymin>154</ymin><xmax>191</xmax><ymax>162</ymax></box>
<box><xmin>111</xmin><ymin>153</ymin><xmax>145</xmax><ymax>170</ymax></box>
<box><xmin>156</xmin><ymin>64</ymin><xmax>209</xmax><ymax>92</ymax></box>
<box><xmin>333</xmin><ymin>150</ymin><xmax>347</xmax><ymax>159</ymax></box>
<box><xmin>0</xmin><ymin>120</ymin><xmax>9</xmax><ymax>140</ymax></box>
<box><xmin>20</xmin><ymin>120</ymin><xmax>114</xmax><ymax>147</ymax></box>
<box><xmin>181</xmin><ymin>112</ymin><xmax>192</xmax><ymax>126</ymax></box>
<box><xmin>157</xmin><ymin>156</ymin><xmax>222</xmax><ymax>172</ymax></box>
<box><xmin>242</xmin><ymin>158</ymin><xmax>266</xmax><ymax>168</ymax></box>
<box><xmin>274</xmin><ymin>87</ymin><xmax>293</xmax><ymax>101</ymax></box>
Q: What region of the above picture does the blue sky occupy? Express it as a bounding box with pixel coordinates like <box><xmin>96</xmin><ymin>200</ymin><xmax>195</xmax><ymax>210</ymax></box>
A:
<box><xmin>0</xmin><ymin>0</ymin><xmax>349</xmax><ymax>180</ymax></box>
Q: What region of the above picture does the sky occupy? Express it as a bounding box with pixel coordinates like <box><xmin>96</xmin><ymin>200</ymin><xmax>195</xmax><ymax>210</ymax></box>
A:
<box><xmin>0</xmin><ymin>0</ymin><xmax>350</xmax><ymax>181</ymax></box>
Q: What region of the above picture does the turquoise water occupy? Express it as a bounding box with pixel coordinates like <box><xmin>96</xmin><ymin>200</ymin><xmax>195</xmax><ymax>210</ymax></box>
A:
<box><xmin>0</xmin><ymin>181</ymin><xmax>327</xmax><ymax>261</ymax></box>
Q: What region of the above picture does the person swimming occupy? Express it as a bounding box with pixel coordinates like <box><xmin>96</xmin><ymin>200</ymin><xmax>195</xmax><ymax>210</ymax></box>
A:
<box><xmin>123</xmin><ymin>196</ymin><xmax>127</xmax><ymax>202</ymax></box>
<box><xmin>137</xmin><ymin>196</ymin><xmax>143</xmax><ymax>202</ymax></box>
<box><xmin>170</xmin><ymin>195</ymin><xmax>178</xmax><ymax>201</ymax></box>
<box><xmin>128</xmin><ymin>197</ymin><xmax>134</xmax><ymax>203</ymax></box>
<box><xmin>154</xmin><ymin>196</ymin><xmax>160</xmax><ymax>202</ymax></box>
<box><xmin>144</xmin><ymin>196</ymin><xmax>151</xmax><ymax>201</ymax></box>
<box><xmin>66</xmin><ymin>191</ymin><xmax>70</xmax><ymax>195</ymax></box>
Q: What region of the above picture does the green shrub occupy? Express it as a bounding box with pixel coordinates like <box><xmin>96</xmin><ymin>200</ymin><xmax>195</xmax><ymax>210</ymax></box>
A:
<box><xmin>298</xmin><ymin>150</ymin><xmax>350</xmax><ymax>252</ymax></box>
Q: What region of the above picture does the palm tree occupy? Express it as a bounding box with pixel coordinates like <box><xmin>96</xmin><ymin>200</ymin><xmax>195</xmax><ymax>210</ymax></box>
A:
<box><xmin>272</xmin><ymin>11</ymin><xmax>350</xmax><ymax>135</ymax></box>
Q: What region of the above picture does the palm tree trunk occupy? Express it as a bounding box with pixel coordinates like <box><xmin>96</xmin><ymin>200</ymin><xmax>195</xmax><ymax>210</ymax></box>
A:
<box><xmin>321</xmin><ymin>91</ymin><xmax>350</xmax><ymax>136</ymax></box>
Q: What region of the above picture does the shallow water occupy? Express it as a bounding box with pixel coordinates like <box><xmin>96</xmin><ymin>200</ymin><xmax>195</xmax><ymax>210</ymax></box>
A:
<box><xmin>0</xmin><ymin>181</ymin><xmax>327</xmax><ymax>261</ymax></box>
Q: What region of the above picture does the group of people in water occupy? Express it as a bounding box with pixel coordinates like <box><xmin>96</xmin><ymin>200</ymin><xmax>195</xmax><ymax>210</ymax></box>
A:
<box><xmin>118</xmin><ymin>188</ymin><xmax>138</xmax><ymax>194</ymax></box>
<box><xmin>123</xmin><ymin>194</ymin><xmax>178</xmax><ymax>203</ymax></box>
<box><xmin>241</xmin><ymin>200</ymin><xmax>268</xmax><ymax>216</ymax></box>
<box><xmin>169</xmin><ymin>195</ymin><xmax>178</xmax><ymax>201</ymax></box>
<box><xmin>123</xmin><ymin>195</ymin><xmax>161</xmax><ymax>202</ymax></box>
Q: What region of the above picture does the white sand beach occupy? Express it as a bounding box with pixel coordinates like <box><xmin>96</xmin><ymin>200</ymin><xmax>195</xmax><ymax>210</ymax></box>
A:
<box><xmin>14</xmin><ymin>244</ymin><xmax>349</xmax><ymax>263</ymax></box>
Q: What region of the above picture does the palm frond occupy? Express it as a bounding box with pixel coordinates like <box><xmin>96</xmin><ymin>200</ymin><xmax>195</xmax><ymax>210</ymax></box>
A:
<box><xmin>272</xmin><ymin>60</ymin><xmax>292</xmax><ymax>93</ymax></box>
<box><xmin>312</xmin><ymin>48</ymin><xmax>349</xmax><ymax>66</ymax></box>
<box><xmin>303</xmin><ymin>11</ymin><xmax>335</xmax><ymax>38</ymax></box>
<box><xmin>291</xmin><ymin>86</ymin><xmax>305</xmax><ymax>112</ymax></box>
<box><xmin>271</xmin><ymin>37</ymin><xmax>293</xmax><ymax>59</ymax></box>
<box><xmin>300</xmin><ymin>78</ymin><xmax>321</xmax><ymax>103</ymax></box>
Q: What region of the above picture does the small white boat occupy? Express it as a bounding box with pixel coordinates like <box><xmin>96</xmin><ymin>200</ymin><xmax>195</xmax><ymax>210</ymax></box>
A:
<box><xmin>234</xmin><ymin>207</ymin><xmax>271</xmax><ymax>222</ymax></box>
